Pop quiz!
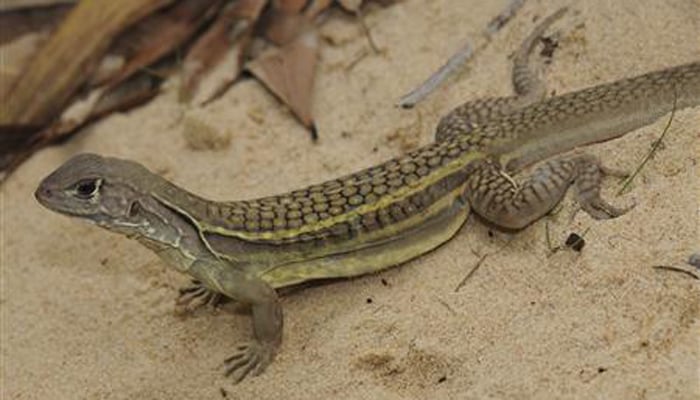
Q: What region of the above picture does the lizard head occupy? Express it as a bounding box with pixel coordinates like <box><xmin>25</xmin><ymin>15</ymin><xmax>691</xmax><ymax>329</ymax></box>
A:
<box><xmin>35</xmin><ymin>153</ymin><xmax>157</xmax><ymax>234</ymax></box>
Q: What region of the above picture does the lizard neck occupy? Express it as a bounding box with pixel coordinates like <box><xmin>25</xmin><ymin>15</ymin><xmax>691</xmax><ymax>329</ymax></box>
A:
<box><xmin>126</xmin><ymin>184</ymin><xmax>219</xmax><ymax>274</ymax></box>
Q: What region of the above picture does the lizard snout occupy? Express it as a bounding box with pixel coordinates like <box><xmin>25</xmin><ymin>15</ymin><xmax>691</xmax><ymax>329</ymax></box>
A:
<box><xmin>35</xmin><ymin>184</ymin><xmax>52</xmax><ymax>202</ymax></box>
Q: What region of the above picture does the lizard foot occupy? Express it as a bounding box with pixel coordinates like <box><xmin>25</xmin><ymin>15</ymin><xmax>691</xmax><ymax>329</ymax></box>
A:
<box><xmin>574</xmin><ymin>155</ymin><xmax>635</xmax><ymax>219</ymax></box>
<box><xmin>224</xmin><ymin>342</ymin><xmax>275</xmax><ymax>383</ymax></box>
<box><xmin>176</xmin><ymin>280</ymin><xmax>223</xmax><ymax>312</ymax></box>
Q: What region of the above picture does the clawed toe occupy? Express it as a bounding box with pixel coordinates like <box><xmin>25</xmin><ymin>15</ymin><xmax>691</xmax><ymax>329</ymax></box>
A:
<box><xmin>224</xmin><ymin>342</ymin><xmax>274</xmax><ymax>383</ymax></box>
<box><xmin>176</xmin><ymin>280</ymin><xmax>223</xmax><ymax>312</ymax></box>
<box><xmin>581</xmin><ymin>197</ymin><xmax>635</xmax><ymax>220</ymax></box>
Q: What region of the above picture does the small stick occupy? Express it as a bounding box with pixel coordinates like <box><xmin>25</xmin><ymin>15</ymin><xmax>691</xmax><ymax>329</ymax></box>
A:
<box><xmin>484</xmin><ymin>0</ymin><xmax>527</xmax><ymax>38</ymax></box>
<box><xmin>398</xmin><ymin>42</ymin><xmax>473</xmax><ymax>108</ymax></box>
<box><xmin>354</xmin><ymin>8</ymin><xmax>380</xmax><ymax>54</ymax></box>
<box><xmin>454</xmin><ymin>254</ymin><xmax>487</xmax><ymax>292</ymax></box>
<box><xmin>397</xmin><ymin>0</ymin><xmax>528</xmax><ymax>108</ymax></box>
<box><xmin>435</xmin><ymin>296</ymin><xmax>458</xmax><ymax>315</ymax></box>
<box><xmin>652</xmin><ymin>265</ymin><xmax>699</xmax><ymax>280</ymax></box>
<box><xmin>617</xmin><ymin>89</ymin><xmax>678</xmax><ymax>195</ymax></box>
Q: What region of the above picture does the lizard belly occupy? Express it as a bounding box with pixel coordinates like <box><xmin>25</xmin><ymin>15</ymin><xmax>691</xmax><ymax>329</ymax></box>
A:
<box><xmin>258</xmin><ymin>191</ymin><xmax>470</xmax><ymax>288</ymax></box>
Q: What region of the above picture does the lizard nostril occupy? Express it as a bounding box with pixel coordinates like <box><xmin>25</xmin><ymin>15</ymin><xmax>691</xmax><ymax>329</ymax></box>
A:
<box><xmin>35</xmin><ymin>186</ymin><xmax>52</xmax><ymax>200</ymax></box>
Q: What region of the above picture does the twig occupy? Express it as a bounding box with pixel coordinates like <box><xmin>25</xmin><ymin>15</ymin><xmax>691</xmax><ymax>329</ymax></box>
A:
<box><xmin>454</xmin><ymin>254</ymin><xmax>487</xmax><ymax>292</ymax></box>
<box><xmin>345</xmin><ymin>48</ymin><xmax>370</xmax><ymax>72</ymax></box>
<box><xmin>484</xmin><ymin>0</ymin><xmax>526</xmax><ymax>38</ymax></box>
<box><xmin>354</xmin><ymin>8</ymin><xmax>380</xmax><ymax>54</ymax></box>
<box><xmin>617</xmin><ymin>89</ymin><xmax>678</xmax><ymax>195</ymax></box>
<box><xmin>435</xmin><ymin>296</ymin><xmax>458</xmax><ymax>315</ymax></box>
<box><xmin>397</xmin><ymin>0</ymin><xmax>527</xmax><ymax>108</ymax></box>
<box><xmin>398</xmin><ymin>42</ymin><xmax>473</xmax><ymax>108</ymax></box>
<box><xmin>545</xmin><ymin>221</ymin><xmax>554</xmax><ymax>251</ymax></box>
<box><xmin>652</xmin><ymin>265</ymin><xmax>699</xmax><ymax>280</ymax></box>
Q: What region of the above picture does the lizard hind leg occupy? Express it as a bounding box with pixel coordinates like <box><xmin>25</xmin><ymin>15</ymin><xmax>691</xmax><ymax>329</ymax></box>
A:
<box><xmin>435</xmin><ymin>8</ymin><xmax>568</xmax><ymax>143</ymax></box>
<box><xmin>466</xmin><ymin>154</ymin><xmax>632</xmax><ymax>230</ymax></box>
<box><xmin>572</xmin><ymin>154</ymin><xmax>633</xmax><ymax>219</ymax></box>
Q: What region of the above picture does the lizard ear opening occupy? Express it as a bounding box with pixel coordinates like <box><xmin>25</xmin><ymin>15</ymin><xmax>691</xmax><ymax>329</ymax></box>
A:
<box><xmin>128</xmin><ymin>200</ymin><xmax>141</xmax><ymax>218</ymax></box>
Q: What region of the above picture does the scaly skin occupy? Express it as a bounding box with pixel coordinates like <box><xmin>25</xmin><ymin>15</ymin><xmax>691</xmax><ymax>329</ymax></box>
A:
<box><xmin>34</xmin><ymin>8</ymin><xmax>700</xmax><ymax>383</ymax></box>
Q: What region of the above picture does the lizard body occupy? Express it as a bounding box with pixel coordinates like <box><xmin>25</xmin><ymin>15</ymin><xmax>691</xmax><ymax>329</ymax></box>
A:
<box><xmin>35</xmin><ymin>9</ymin><xmax>700</xmax><ymax>382</ymax></box>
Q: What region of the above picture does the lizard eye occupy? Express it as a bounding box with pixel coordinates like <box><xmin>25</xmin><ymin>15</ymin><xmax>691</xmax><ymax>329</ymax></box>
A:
<box><xmin>74</xmin><ymin>178</ymin><xmax>101</xmax><ymax>199</ymax></box>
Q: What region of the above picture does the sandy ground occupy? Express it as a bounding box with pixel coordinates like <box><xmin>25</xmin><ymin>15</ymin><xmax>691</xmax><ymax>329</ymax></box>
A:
<box><xmin>2</xmin><ymin>0</ymin><xmax>699</xmax><ymax>399</ymax></box>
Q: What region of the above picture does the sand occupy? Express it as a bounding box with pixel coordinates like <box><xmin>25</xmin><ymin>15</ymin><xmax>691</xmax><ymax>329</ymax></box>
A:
<box><xmin>2</xmin><ymin>0</ymin><xmax>699</xmax><ymax>399</ymax></box>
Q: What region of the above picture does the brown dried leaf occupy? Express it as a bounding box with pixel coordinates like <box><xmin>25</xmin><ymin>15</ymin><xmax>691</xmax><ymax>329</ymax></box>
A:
<box><xmin>0</xmin><ymin>0</ymin><xmax>75</xmax><ymax>13</ymax></box>
<box><xmin>263</xmin><ymin>8</ymin><xmax>313</xmax><ymax>45</ymax></box>
<box><xmin>57</xmin><ymin>87</ymin><xmax>106</xmax><ymax>131</ymax></box>
<box><xmin>0</xmin><ymin>0</ymin><xmax>175</xmax><ymax>125</ymax></box>
<box><xmin>247</xmin><ymin>30</ymin><xmax>319</xmax><ymax>137</ymax></box>
<box><xmin>0</xmin><ymin>4</ymin><xmax>71</xmax><ymax>100</ymax></box>
<box><xmin>272</xmin><ymin>0</ymin><xmax>309</xmax><ymax>13</ymax></box>
<box><xmin>181</xmin><ymin>0</ymin><xmax>267</xmax><ymax>105</ymax></box>
<box><xmin>92</xmin><ymin>74</ymin><xmax>161</xmax><ymax>117</ymax></box>
<box><xmin>103</xmin><ymin>0</ymin><xmax>222</xmax><ymax>89</ymax></box>
<box><xmin>337</xmin><ymin>0</ymin><xmax>362</xmax><ymax>12</ymax></box>
<box><xmin>304</xmin><ymin>0</ymin><xmax>333</xmax><ymax>19</ymax></box>
<box><xmin>0</xmin><ymin>3</ymin><xmax>71</xmax><ymax>46</ymax></box>
<box><xmin>0</xmin><ymin>71</ymin><xmax>160</xmax><ymax>179</ymax></box>
<box><xmin>371</xmin><ymin>0</ymin><xmax>402</xmax><ymax>6</ymax></box>
<box><xmin>54</xmin><ymin>73</ymin><xmax>160</xmax><ymax>145</ymax></box>
<box><xmin>0</xmin><ymin>32</ymin><xmax>48</xmax><ymax>100</ymax></box>
<box><xmin>186</xmin><ymin>39</ymin><xmax>249</xmax><ymax>106</ymax></box>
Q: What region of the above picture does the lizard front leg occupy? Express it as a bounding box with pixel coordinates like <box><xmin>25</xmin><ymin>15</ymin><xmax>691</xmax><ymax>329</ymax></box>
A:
<box><xmin>190</xmin><ymin>260</ymin><xmax>283</xmax><ymax>383</ymax></box>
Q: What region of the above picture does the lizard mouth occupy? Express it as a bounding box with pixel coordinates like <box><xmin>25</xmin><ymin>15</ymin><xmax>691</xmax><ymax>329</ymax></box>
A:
<box><xmin>34</xmin><ymin>183</ymin><xmax>88</xmax><ymax>218</ymax></box>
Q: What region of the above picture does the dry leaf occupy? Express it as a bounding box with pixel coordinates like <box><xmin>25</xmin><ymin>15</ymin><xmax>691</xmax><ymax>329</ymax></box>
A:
<box><xmin>90</xmin><ymin>54</ymin><xmax>127</xmax><ymax>86</ymax></box>
<box><xmin>181</xmin><ymin>0</ymin><xmax>267</xmax><ymax>104</ymax></box>
<box><xmin>0</xmin><ymin>124</ymin><xmax>42</xmax><ymax>174</ymax></box>
<box><xmin>0</xmin><ymin>0</ymin><xmax>175</xmax><ymax>125</ymax></box>
<box><xmin>0</xmin><ymin>0</ymin><xmax>404</xmax><ymax>178</ymax></box>
<box><xmin>91</xmin><ymin>73</ymin><xmax>161</xmax><ymax>120</ymax></box>
<box><xmin>304</xmin><ymin>0</ymin><xmax>333</xmax><ymax>19</ymax></box>
<box><xmin>0</xmin><ymin>71</ymin><xmax>160</xmax><ymax>179</ymax></box>
<box><xmin>186</xmin><ymin>39</ymin><xmax>249</xmax><ymax>106</ymax></box>
<box><xmin>57</xmin><ymin>87</ymin><xmax>106</xmax><ymax>129</ymax></box>
<box><xmin>0</xmin><ymin>4</ymin><xmax>71</xmax><ymax>99</ymax></box>
<box><xmin>0</xmin><ymin>0</ymin><xmax>75</xmax><ymax>13</ymax></box>
<box><xmin>273</xmin><ymin>0</ymin><xmax>309</xmax><ymax>13</ymax></box>
<box><xmin>0</xmin><ymin>3</ymin><xmax>71</xmax><ymax>46</ymax></box>
<box><xmin>264</xmin><ymin>8</ymin><xmax>313</xmax><ymax>45</ymax></box>
<box><xmin>0</xmin><ymin>32</ymin><xmax>48</xmax><ymax>100</ymax></box>
<box><xmin>337</xmin><ymin>0</ymin><xmax>362</xmax><ymax>12</ymax></box>
<box><xmin>247</xmin><ymin>30</ymin><xmax>319</xmax><ymax>138</ymax></box>
<box><xmin>44</xmin><ymin>73</ymin><xmax>160</xmax><ymax>145</ymax></box>
<box><xmin>103</xmin><ymin>0</ymin><xmax>222</xmax><ymax>89</ymax></box>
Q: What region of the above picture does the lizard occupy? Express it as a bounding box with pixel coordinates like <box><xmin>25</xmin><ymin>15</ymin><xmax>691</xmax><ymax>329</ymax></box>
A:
<box><xmin>34</xmin><ymin>8</ymin><xmax>700</xmax><ymax>382</ymax></box>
